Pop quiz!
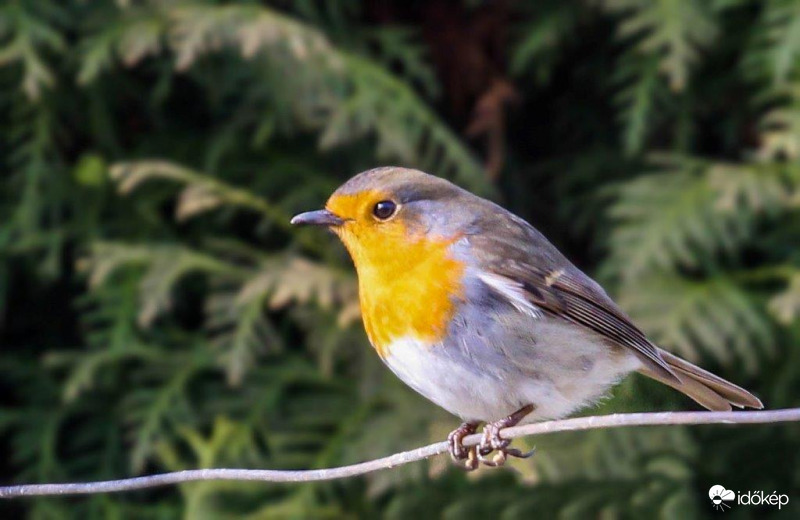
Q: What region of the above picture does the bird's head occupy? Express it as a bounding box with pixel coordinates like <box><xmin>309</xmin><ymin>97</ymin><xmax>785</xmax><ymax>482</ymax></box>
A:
<box><xmin>291</xmin><ymin>167</ymin><xmax>476</xmax><ymax>272</ymax></box>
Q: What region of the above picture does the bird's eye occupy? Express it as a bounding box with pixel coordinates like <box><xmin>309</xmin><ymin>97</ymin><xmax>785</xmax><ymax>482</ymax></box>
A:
<box><xmin>372</xmin><ymin>200</ymin><xmax>397</xmax><ymax>220</ymax></box>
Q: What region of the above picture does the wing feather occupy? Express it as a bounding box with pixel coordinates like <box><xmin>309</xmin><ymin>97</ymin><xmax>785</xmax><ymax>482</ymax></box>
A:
<box><xmin>468</xmin><ymin>218</ymin><xmax>680</xmax><ymax>382</ymax></box>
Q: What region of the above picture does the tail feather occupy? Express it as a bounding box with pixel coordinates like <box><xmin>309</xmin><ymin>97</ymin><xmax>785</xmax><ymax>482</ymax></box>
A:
<box><xmin>638</xmin><ymin>349</ymin><xmax>763</xmax><ymax>411</ymax></box>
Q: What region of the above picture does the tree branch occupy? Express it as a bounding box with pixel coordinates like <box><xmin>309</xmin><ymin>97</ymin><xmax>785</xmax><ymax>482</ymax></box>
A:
<box><xmin>2</xmin><ymin>408</ymin><xmax>799</xmax><ymax>498</ymax></box>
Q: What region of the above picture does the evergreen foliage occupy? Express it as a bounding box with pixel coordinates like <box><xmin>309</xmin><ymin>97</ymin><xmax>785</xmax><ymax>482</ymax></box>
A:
<box><xmin>1</xmin><ymin>1</ymin><xmax>799</xmax><ymax>517</ymax></box>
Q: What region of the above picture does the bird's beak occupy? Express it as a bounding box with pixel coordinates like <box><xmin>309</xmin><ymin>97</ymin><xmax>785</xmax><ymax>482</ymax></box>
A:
<box><xmin>290</xmin><ymin>209</ymin><xmax>345</xmax><ymax>227</ymax></box>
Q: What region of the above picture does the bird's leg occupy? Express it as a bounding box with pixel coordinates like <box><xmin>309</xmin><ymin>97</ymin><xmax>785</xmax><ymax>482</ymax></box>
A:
<box><xmin>447</xmin><ymin>421</ymin><xmax>480</xmax><ymax>470</ymax></box>
<box><xmin>477</xmin><ymin>404</ymin><xmax>536</xmax><ymax>467</ymax></box>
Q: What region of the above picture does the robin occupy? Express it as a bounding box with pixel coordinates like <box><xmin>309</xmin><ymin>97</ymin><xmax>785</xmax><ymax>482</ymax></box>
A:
<box><xmin>291</xmin><ymin>167</ymin><xmax>763</xmax><ymax>470</ymax></box>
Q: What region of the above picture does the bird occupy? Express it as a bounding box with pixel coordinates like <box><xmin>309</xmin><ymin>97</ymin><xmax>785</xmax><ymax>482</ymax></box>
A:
<box><xmin>291</xmin><ymin>167</ymin><xmax>763</xmax><ymax>470</ymax></box>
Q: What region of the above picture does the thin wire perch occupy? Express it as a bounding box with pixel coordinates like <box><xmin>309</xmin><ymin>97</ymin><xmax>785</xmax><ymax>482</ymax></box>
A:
<box><xmin>1</xmin><ymin>408</ymin><xmax>799</xmax><ymax>498</ymax></box>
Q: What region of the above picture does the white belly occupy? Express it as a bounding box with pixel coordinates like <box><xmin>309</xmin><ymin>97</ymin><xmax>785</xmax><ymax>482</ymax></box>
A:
<box><xmin>381</xmin><ymin>319</ymin><xmax>642</xmax><ymax>423</ymax></box>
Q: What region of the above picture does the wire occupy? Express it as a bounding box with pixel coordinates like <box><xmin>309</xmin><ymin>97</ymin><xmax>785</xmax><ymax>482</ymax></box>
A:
<box><xmin>2</xmin><ymin>408</ymin><xmax>798</xmax><ymax>498</ymax></box>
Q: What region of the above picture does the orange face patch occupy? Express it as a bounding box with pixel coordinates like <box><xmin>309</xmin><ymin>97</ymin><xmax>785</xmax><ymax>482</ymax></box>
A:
<box><xmin>326</xmin><ymin>191</ymin><xmax>465</xmax><ymax>357</ymax></box>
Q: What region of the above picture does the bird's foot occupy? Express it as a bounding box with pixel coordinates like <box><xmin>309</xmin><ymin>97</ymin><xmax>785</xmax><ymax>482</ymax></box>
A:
<box><xmin>476</xmin><ymin>404</ymin><xmax>536</xmax><ymax>467</ymax></box>
<box><xmin>447</xmin><ymin>421</ymin><xmax>479</xmax><ymax>471</ymax></box>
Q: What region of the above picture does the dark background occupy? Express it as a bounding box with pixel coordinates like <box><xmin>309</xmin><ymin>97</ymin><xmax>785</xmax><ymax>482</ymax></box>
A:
<box><xmin>1</xmin><ymin>0</ymin><xmax>799</xmax><ymax>517</ymax></box>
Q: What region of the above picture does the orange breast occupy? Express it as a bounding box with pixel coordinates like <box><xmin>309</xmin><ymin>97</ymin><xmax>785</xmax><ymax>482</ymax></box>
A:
<box><xmin>357</xmin><ymin>237</ymin><xmax>465</xmax><ymax>357</ymax></box>
<box><xmin>340</xmin><ymin>235</ymin><xmax>464</xmax><ymax>357</ymax></box>
<box><xmin>358</xmin><ymin>241</ymin><xmax>464</xmax><ymax>357</ymax></box>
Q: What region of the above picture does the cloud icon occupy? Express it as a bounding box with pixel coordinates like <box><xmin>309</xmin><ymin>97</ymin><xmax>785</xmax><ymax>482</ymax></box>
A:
<box><xmin>709</xmin><ymin>485</ymin><xmax>736</xmax><ymax>510</ymax></box>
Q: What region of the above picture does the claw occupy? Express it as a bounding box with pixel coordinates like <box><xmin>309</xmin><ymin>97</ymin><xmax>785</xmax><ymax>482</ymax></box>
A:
<box><xmin>492</xmin><ymin>450</ymin><xmax>507</xmax><ymax>466</ymax></box>
<box><xmin>505</xmin><ymin>446</ymin><xmax>536</xmax><ymax>459</ymax></box>
<box><xmin>447</xmin><ymin>422</ymin><xmax>479</xmax><ymax>463</ymax></box>
<box><xmin>479</xmin><ymin>422</ymin><xmax>511</xmax><ymax>455</ymax></box>
<box><xmin>462</xmin><ymin>446</ymin><xmax>479</xmax><ymax>471</ymax></box>
<box><xmin>477</xmin><ymin>447</ymin><xmax>500</xmax><ymax>467</ymax></box>
<box><xmin>475</xmin><ymin>404</ymin><xmax>536</xmax><ymax>467</ymax></box>
<box><xmin>476</xmin><ymin>445</ymin><xmax>532</xmax><ymax>467</ymax></box>
<box><xmin>446</xmin><ymin>407</ymin><xmax>536</xmax><ymax>469</ymax></box>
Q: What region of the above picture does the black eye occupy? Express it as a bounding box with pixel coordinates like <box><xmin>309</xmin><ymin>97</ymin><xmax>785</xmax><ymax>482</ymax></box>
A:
<box><xmin>372</xmin><ymin>200</ymin><xmax>397</xmax><ymax>220</ymax></box>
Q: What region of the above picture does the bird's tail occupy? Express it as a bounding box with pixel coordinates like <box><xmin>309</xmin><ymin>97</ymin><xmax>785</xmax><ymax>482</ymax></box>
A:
<box><xmin>638</xmin><ymin>349</ymin><xmax>763</xmax><ymax>411</ymax></box>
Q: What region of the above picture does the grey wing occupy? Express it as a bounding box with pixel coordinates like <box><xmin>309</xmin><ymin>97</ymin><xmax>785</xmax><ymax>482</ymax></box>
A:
<box><xmin>468</xmin><ymin>212</ymin><xmax>680</xmax><ymax>383</ymax></box>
